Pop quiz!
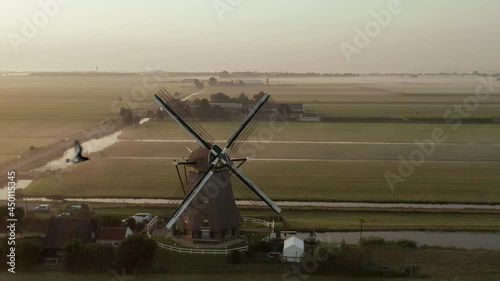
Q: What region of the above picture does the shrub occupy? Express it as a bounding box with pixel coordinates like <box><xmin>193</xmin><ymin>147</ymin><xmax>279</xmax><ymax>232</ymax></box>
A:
<box><xmin>63</xmin><ymin>239</ymin><xmax>85</xmax><ymax>272</ymax></box>
<box><xmin>18</xmin><ymin>240</ymin><xmax>43</xmax><ymax>270</ymax></box>
<box><xmin>396</xmin><ymin>239</ymin><xmax>417</xmax><ymax>248</ymax></box>
<box><xmin>85</xmin><ymin>243</ymin><xmax>115</xmax><ymax>272</ymax></box>
<box><xmin>98</xmin><ymin>215</ymin><xmax>122</xmax><ymax>227</ymax></box>
<box><xmin>118</xmin><ymin>234</ymin><xmax>157</xmax><ymax>273</ymax></box>
<box><xmin>230</xmin><ymin>250</ymin><xmax>241</xmax><ymax>264</ymax></box>
<box><xmin>362</xmin><ymin>236</ymin><xmax>386</xmax><ymax>246</ymax></box>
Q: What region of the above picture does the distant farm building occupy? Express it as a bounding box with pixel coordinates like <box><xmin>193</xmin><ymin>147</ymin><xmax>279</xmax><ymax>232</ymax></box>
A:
<box><xmin>209</xmin><ymin>102</ymin><xmax>243</xmax><ymax>118</ymax></box>
<box><xmin>300</xmin><ymin>113</ymin><xmax>321</xmax><ymax>122</ymax></box>
<box><xmin>249</xmin><ymin>103</ymin><xmax>305</xmax><ymax>121</ymax></box>
<box><xmin>242</xmin><ymin>80</ymin><xmax>264</xmax><ymax>86</ymax></box>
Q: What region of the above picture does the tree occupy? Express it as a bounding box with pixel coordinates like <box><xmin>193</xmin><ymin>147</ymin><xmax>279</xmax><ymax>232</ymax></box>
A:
<box><xmin>18</xmin><ymin>240</ymin><xmax>43</xmax><ymax>270</ymax></box>
<box><xmin>155</xmin><ymin>108</ymin><xmax>168</xmax><ymax>120</ymax></box>
<box><xmin>63</xmin><ymin>239</ymin><xmax>85</xmax><ymax>272</ymax></box>
<box><xmin>119</xmin><ymin>107</ymin><xmax>134</xmax><ymax>124</ymax></box>
<box><xmin>118</xmin><ymin>234</ymin><xmax>157</xmax><ymax>272</ymax></box>
<box><xmin>193</xmin><ymin>79</ymin><xmax>204</xmax><ymax>89</ymax></box>
<box><xmin>236</xmin><ymin>92</ymin><xmax>249</xmax><ymax>108</ymax></box>
<box><xmin>208</xmin><ymin>77</ymin><xmax>218</xmax><ymax>86</ymax></box>
<box><xmin>195</xmin><ymin>99</ymin><xmax>211</xmax><ymax>119</ymax></box>
<box><xmin>85</xmin><ymin>242</ymin><xmax>115</xmax><ymax>272</ymax></box>
<box><xmin>253</xmin><ymin>91</ymin><xmax>266</xmax><ymax>102</ymax></box>
<box><xmin>210</xmin><ymin>92</ymin><xmax>232</xmax><ymax>103</ymax></box>
<box><xmin>98</xmin><ymin>215</ymin><xmax>122</xmax><ymax>227</ymax></box>
<box><xmin>219</xmin><ymin>70</ymin><xmax>231</xmax><ymax>78</ymax></box>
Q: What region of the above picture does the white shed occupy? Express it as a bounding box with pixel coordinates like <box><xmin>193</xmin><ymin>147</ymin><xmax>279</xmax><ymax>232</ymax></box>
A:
<box><xmin>282</xmin><ymin>236</ymin><xmax>304</xmax><ymax>262</ymax></box>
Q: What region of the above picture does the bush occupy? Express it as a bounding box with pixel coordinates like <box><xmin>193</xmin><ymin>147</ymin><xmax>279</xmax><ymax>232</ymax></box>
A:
<box><xmin>85</xmin><ymin>243</ymin><xmax>115</xmax><ymax>272</ymax></box>
<box><xmin>230</xmin><ymin>250</ymin><xmax>241</xmax><ymax>264</ymax></box>
<box><xmin>63</xmin><ymin>239</ymin><xmax>116</xmax><ymax>272</ymax></box>
<box><xmin>98</xmin><ymin>215</ymin><xmax>123</xmax><ymax>227</ymax></box>
<box><xmin>396</xmin><ymin>239</ymin><xmax>417</xmax><ymax>248</ymax></box>
<box><xmin>63</xmin><ymin>239</ymin><xmax>85</xmax><ymax>272</ymax></box>
<box><xmin>362</xmin><ymin>236</ymin><xmax>386</xmax><ymax>246</ymax></box>
<box><xmin>18</xmin><ymin>240</ymin><xmax>43</xmax><ymax>271</ymax></box>
<box><xmin>0</xmin><ymin>238</ymin><xmax>8</xmax><ymax>270</ymax></box>
<box><xmin>118</xmin><ymin>234</ymin><xmax>157</xmax><ymax>273</ymax></box>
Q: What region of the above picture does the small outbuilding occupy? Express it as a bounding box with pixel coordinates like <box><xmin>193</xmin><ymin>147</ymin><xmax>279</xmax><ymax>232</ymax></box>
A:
<box><xmin>96</xmin><ymin>227</ymin><xmax>132</xmax><ymax>246</ymax></box>
<box><xmin>282</xmin><ymin>236</ymin><xmax>304</xmax><ymax>262</ymax></box>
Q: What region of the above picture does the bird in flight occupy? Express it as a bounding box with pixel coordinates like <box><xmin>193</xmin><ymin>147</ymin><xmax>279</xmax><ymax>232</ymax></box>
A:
<box><xmin>66</xmin><ymin>140</ymin><xmax>89</xmax><ymax>164</ymax></box>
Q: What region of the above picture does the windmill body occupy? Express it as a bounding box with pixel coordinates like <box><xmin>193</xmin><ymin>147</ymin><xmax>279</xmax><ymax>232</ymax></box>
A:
<box><xmin>153</xmin><ymin>88</ymin><xmax>281</xmax><ymax>244</ymax></box>
<box><xmin>178</xmin><ymin>147</ymin><xmax>241</xmax><ymax>241</ymax></box>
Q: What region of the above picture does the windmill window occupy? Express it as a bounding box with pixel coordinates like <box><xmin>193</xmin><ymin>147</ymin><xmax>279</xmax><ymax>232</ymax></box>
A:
<box><xmin>203</xmin><ymin>215</ymin><xmax>209</xmax><ymax>224</ymax></box>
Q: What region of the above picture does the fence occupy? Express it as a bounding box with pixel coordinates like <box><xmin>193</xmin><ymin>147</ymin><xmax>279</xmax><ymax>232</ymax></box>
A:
<box><xmin>143</xmin><ymin>215</ymin><xmax>158</xmax><ymax>235</ymax></box>
<box><xmin>155</xmin><ymin>241</ymin><xmax>248</xmax><ymax>255</ymax></box>
<box><xmin>241</xmin><ymin>217</ymin><xmax>274</xmax><ymax>229</ymax></box>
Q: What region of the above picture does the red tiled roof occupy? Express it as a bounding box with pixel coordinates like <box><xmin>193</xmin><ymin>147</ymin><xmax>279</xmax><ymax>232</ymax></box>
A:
<box><xmin>97</xmin><ymin>227</ymin><xmax>128</xmax><ymax>241</ymax></box>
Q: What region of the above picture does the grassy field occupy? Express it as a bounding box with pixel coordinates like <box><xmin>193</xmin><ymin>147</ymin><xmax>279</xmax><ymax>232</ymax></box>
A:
<box><xmin>370</xmin><ymin>245</ymin><xmax>500</xmax><ymax>280</ymax></box>
<box><xmin>0</xmin><ymin>74</ymin><xmax>194</xmax><ymax>161</ymax></box>
<box><xmin>104</xmin><ymin>140</ymin><xmax>500</xmax><ymax>162</ymax></box>
<box><xmin>66</xmin><ymin>205</ymin><xmax>500</xmax><ymax>232</ymax></box>
<box><xmin>306</xmin><ymin>104</ymin><xmax>500</xmax><ymax>119</ymax></box>
<box><xmin>119</xmin><ymin>120</ymin><xmax>500</xmax><ymax>143</ymax></box>
<box><xmin>24</xmin><ymin>157</ymin><xmax>500</xmax><ymax>204</ymax></box>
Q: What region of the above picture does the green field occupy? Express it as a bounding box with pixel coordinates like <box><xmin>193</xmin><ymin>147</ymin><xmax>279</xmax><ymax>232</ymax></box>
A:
<box><xmin>120</xmin><ymin>120</ymin><xmax>500</xmax><ymax>143</ymax></box>
<box><xmin>306</xmin><ymin>104</ymin><xmax>500</xmax><ymax>119</ymax></box>
<box><xmin>24</xmin><ymin>158</ymin><xmax>500</xmax><ymax>204</ymax></box>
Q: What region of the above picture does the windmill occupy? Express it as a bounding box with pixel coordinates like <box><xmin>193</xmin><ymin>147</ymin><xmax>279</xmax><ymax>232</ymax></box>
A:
<box><xmin>153</xmin><ymin>88</ymin><xmax>282</xmax><ymax>242</ymax></box>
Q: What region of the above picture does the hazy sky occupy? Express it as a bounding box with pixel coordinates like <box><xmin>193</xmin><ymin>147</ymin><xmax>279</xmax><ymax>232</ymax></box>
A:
<box><xmin>1</xmin><ymin>0</ymin><xmax>499</xmax><ymax>73</ymax></box>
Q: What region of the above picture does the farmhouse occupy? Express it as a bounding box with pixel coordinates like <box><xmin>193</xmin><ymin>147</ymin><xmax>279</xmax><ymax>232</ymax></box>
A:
<box><xmin>44</xmin><ymin>217</ymin><xmax>98</xmax><ymax>259</ymax></box>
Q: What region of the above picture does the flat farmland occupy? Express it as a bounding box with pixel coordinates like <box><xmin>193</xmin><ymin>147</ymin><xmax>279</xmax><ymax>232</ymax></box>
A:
<box><xmin>306</xmin><ymin>104</ymin><xmax>500</xmax><ymax>119</ymax></box>
<box><xmin>0</xmin><ymin>74</ymin><xmax>195</xmax><ymax>162</ymax></box>
<box><xmin>7</xmin><ymin>75</ymin><xmax>500</xmax><ymax>206</ymax></box>
<box><xmin>104</xmin><ymin>140</ymin><xmax>500</xmax><ymax>162</ymax></box>
<box><xmin>23</xmin><ymin>157</ymin><xmax>500</xmax><ymax>204</ymax></box>
<box><xmin>120</xmin><ymin>120</ymin><xmax>500</xmax><ymax>143</ymax></box>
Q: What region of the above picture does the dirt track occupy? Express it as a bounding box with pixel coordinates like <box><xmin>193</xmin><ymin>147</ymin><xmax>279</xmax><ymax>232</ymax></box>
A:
<box><xmin>0</xmin><ymin>119</ymin><xmax>127</xmax><ymax>186</ymax></box>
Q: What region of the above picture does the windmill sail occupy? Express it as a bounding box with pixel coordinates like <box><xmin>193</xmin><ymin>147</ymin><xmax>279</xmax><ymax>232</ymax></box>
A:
<box><xmin>226</xmin><ymin>94</ymin><xmax>279</xmax><ymax>154</ymax></box>
<box><xmin>165</xmin><ymin>167</ymin><xmax>215</xmax><ymax>229</ymax></box>
<box><xmin>154</xmin><ymin>88</ymin><xmax>214</xmax><ymax>149</ymax></box>
<box><xmin>227</xmin><ymin>164</ymin><xmax>281</xmax><ymax>214</ymax></box>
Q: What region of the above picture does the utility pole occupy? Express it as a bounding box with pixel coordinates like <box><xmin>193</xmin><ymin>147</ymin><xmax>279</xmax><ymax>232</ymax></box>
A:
<box><xmin>359</xmin><ymin>219</ymin><xmax>366</xmax><ymax>245</ymax></box>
